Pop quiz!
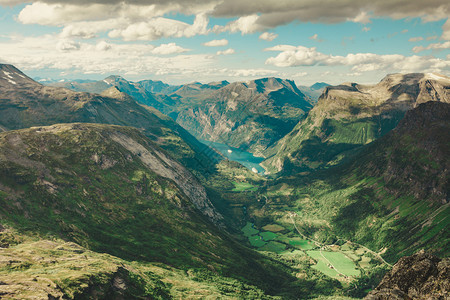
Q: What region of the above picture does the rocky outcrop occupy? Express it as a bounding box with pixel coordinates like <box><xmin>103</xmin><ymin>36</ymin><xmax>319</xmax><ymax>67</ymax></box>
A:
<box><xmin>366</xmin><ymin>250</ymin><xmax>449</xmax><ymax>300</ymax></box>
<box><xmin>110</xmin><ymin>131</ymin><xmax>223</xmax><ymax>224</ymax></box>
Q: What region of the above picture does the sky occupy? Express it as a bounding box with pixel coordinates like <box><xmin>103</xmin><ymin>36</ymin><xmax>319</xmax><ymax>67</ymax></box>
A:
<box><xmin>0</xmin><ymin>0</ymin><xmax>449</xmax><ymax>86</ymax></box>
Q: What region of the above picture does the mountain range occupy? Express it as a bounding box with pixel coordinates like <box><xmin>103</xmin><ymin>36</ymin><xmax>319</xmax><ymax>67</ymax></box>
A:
<box><xmin>48</xmin><ymin>75</ymin><xmax>326</xmax><ymax>153</ymax></box>
<box><xmin>1</xmin><ymin>64</ymin><xmax>448</xmax><ymax>299</ymax></box>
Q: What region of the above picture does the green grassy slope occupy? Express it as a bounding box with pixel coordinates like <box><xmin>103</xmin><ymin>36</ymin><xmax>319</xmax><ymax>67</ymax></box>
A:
<box><xmin>0</xmin><ymin>123</ymin><xmax>302</xmax><ymax>297</ymax></box>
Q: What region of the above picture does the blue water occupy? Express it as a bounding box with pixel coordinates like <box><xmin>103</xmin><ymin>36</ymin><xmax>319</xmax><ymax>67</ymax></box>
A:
<box><xmin>200</xmin><ymin>140</ymin><xmax>265</xmax><ymax>174</ymax></box>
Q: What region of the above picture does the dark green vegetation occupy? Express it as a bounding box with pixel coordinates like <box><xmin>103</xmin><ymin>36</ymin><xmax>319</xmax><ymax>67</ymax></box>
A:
<box><xmin>263</xmin><ymin>73</ymin><xmax>450</xmax><ymax>174</ymax></box>
<box><xmin>214</xmin><ymin>101</ymin><xmax>448</xmax><ymax>297</ymax></box>
<box><xmin>0</xmin><ymin>123</ymin><xmax>305</xmax><ymax>298</ymax></box>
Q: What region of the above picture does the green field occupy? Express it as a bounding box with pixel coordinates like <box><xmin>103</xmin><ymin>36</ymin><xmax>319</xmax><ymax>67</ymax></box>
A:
<box><xmin>260</xmin><ymin>231</ymin><xmax>277</xmax><ymax>241</ymax></box>
<box><xmin>259</xmin><ymin>241</ymin><xmax>286</xmax><ymax>253</ymax></box>
<box><xmin>248</xmin><ymin>235</ymin><xmax>266</xmax><ymax>247</ymax></box>
<box><xmin>306</xmin><ymin>250</ymin><xmax>360</xmax><ymax>278</ymax></box>
<box><xmin>289</xmin><ymin>239</ymin><xmax>315</xmax><ymax>250</ymax></box>
<box><xmin>232</xmin><ymin>182</ymin><xmax>258</xmax><ymax>192</ymax></box>
<box><xmin>241</xmin><ymin>222</ymin><xmax>259</xmax><ymax>237</ymax></box>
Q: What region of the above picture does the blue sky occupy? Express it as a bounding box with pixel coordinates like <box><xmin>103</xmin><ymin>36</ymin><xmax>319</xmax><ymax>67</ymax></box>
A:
<box><xmin>0</xmin><ymin>0</ymin><xmax>449</xmax><ymax>85</ymax></box>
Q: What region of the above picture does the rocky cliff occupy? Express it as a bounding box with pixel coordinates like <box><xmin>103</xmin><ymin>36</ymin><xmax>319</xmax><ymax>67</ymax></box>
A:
<box><xmin>366</xmin><ymin>250</ymin><xmax>449</xmax><ymax>299</ymax></box>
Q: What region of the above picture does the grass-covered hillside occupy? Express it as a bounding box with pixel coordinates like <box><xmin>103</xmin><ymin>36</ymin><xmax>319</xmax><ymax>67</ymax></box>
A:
<box><xmin>0</xmin><ymin>123</ymin><xmax>304</xmax><ymax>298</ymax></box>
<box><xmin>262</xmin><ymin>73</ymin><xmax>450</xmax><ymax>174</ymax></box>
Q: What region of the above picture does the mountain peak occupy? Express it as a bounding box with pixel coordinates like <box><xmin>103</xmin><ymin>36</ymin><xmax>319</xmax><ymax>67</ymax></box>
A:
<box><xmin>103</xmin><ymin>75</ymin><xmax>127</xmax><ymax>85</ymax></box>
<box><xmin>310</xmin><ymin>82</ymin><xmax>330</xmax><ymax>90</ymax></box>
<box><xmin>0</xmin><ymin>64</ymin><xmax>37</xmax><ymax>86</ymax></box>
<box><xmin>100</xmin><ymin>86</ymin><xmax>133</xmax><ymax>101</ymax></box>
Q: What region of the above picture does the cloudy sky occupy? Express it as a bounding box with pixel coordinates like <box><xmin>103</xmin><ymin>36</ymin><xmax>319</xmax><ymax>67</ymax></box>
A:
<box><xmin>0</xmin><ymin>0</ymin><xmax>449</xmax><ymax>85</ymax></box>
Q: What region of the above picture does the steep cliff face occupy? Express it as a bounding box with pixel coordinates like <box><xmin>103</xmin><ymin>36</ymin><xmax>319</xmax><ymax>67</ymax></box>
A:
<box><xmin>263</xmin><ymin>73</ymin><xmax>450</xmax><ymax>174</ymax></box>
<box><xmin>176</xmin><ymin>77</ymin><xmax>312</xmax><ymax>154</ymax></box>
<box><xmin>365</xmin><ymin>251</ymin><xmax>449</xmax><ymax>300</ymax></box>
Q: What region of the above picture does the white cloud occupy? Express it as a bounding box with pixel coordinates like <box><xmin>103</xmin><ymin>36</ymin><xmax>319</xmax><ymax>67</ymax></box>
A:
<box><xmin>412</xmin><ymin>41</ymin><xmax>450</xmax><ymax>53</ymax></box>
<box><xmin>264</xmin><ymin>44</ymin><xmax>450</xmax><ymax>73</ymax></box>
<box><xmin>18</xmin><ymin>2</ymin><xmax>115</xmax><ymax>25</ymax></box>
<box><xmin>259</xmin><ymin>32</ymin><xmax>278</xmax><ymax>41</ymax></box>
<box><xmin>309</xmin><ymin>33</ymin><xmax>324</xmax><ymax>42</ymax></box>
<box><xmin>293</xmin><ymin>72</ymin><xmax>307</xmax><ymax>77</ymax></box>
<box><xmin>349</xmin><ymin>11</ymin><xmax>371</xmax><ymax>24</ymax></box>
<box><xmin>362</xmin><ymin>27</ymin><xmax>371</xmax><ymax>32</ymax></box>
<box><xmin>7</xmin><ymin>0</ymin><xmax>450</xmax><ymax>36</ymax></box>
<box><xmin>151</xmin><ymin>43</ymin><xmax>189</xmax><ymax>55</ymax></box>
<box><xmin>226</xmin><ymin>68</ymin><xmax>278</xmax><ymax>77</ymax></box>
<box><xmin>203</xmin><ymin>39</ymin><xmax>228</xmax><ymax>47</ymax></box>
<box><xmin>56</xmin><ymin>40</ymin><xmax>80</xmax><ymax>51</ymax></box>
<box><xmin>108</xmin><ymin>14</ymin><xmax>209</xmax><ymax>41</ymax></box>
<box><xmin>216</xmin><ymin>48</ymin><xmax>235</xmax><ymax>55</ymax></box>
<box><xmin>0</xmin><ymin>34</ymin><xmax>214</xmax><ymax>79</ymax></box>
<box><xmin>426</xmin><ymin>35</ymin><xmax>438</xmax><ymax>40</ymax></box>
<box><xmin>17</xmin><ymin>2</ymin><xmax>212</xmax><ymax>42</ymax></box>
<box><xmin>213</xmin><ymin>14</ymin><xmax>265</xmax><ymax>34</ymax></box>
<box><xmin>409</xmin><ymin>37</ymin><xmax>423</xmax><ymax>42</ymax></box>
<box><xmin>95</xmin><ymin>41</ymin><xmax>112</xmax><ymax>51</ymax></box>
<box><xmin>60</xmin><ymin>20</ymin><xmax>125</xmax><ymax>39</ymax></box>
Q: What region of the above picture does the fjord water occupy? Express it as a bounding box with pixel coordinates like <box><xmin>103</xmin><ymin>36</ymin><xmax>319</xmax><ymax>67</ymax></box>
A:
<box><xmin>200</xmin><ymin>140</ymin><xmax>265</xmax><ymax>174</ymax></box>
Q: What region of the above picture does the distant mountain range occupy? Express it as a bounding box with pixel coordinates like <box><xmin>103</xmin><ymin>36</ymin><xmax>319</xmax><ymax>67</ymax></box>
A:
<box><xmin>48</xmin><ymin>76</ymin><xmax>327</xmax><ymax>152</ymax></box>
<box><xmin>175</xmin><ymin>77</ymin><xmax>313</xmax><ymax>153</ymax></box>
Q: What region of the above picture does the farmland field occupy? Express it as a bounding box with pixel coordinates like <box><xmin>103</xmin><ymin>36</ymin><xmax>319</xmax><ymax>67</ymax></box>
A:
<box><xmin>262</xmin><ymin>224</ymin><xmax>285</xmax><ymax>232</ymax></box>
<box><xmin>232</xmin><ymin>182</ymin><xmax>258</xmax><ymax>192</ymax></box>
<box><xmin>306</xmin><ymin>250</ymin><xmax>360</xmax><ymax>278</ymax></box>
<box><xmin>241</xmin><ymin>222</ymin><xmax>259</xmax><ymax>237</ymax></box>
<box><xmin>260</xmin><ymin>231</ymin><xmax>277</xmax><ymax>241</ymax></box>
<box><xmin>259</xmin><ymin>241</ymin><xmax>286</xmax><ymax>253</ymax></box>
<box><xmin>289</xmin><ymin>238</ymin><xmax>315</xmax><ymax>250</ymax></box>
<box><xmin>248</xmin><ymin>235</ymin><xmax>266</xmax><ymax>247</ymax></box>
